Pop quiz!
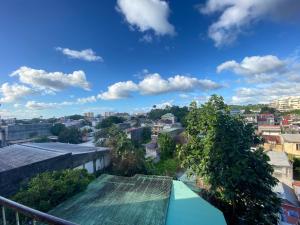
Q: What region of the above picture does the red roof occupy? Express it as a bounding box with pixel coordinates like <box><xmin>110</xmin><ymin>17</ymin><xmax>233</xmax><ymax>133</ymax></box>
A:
<box><xmin>263</xmin><ymin>135</ymin><xmax>281</xmax><ymax>144</ymax></box>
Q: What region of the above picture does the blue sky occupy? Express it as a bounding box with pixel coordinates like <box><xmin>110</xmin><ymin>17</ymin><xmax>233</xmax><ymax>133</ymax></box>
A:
<box><xmin>1</xmin><ymin>0</ymin><xmax>300</xmax><ymax>118</ymax></box>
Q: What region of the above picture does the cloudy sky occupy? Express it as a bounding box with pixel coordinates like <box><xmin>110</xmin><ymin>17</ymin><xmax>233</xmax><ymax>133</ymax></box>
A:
<box><xmin>1</xmin><ymin>0</ymin><xmax>300</xmax><ymax>118</ymax></box>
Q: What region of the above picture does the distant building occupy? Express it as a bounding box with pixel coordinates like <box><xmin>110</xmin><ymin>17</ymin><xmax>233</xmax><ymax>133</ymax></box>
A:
<box><xmin>152</xmin><ymin>123</ymin><xmax>164</xmax><ymax>135</ymax></box>
<box><xmin>270</xmin><ymin>96</ymin><xmax>300</xmax><ymax>112</ymax></box>
<box><xmin>116</xmin><ymin>122</ymin><xmax>131</xmax><ymax>130</ymax></box>
<box><xmin>104</xmin><ymin>112</ymin><xmax>114</xmax><ymax>118</ymax></box>
<box><xmin>257</xmin><ymin>114</ymin><xmax>275</xmax><ymax>125</ymax></box>
<box><xmin>0</xmin><ymin>123</ymin><xmax>52</xmax><ymax>147</ymax></box>
<box><xmin>258</xmin><ymin>125</ymin><xmax>281</xmax><ymax>136</ymax></box>
<box><xmin>281</xmin><ymin>134</ymin><xmax>300</xmax><ymax>157</ymax></box>
<box><xmin>0</xmin><ymin>142</ymin><xmax>110</xmax><ymax>197</ymax></box>
<box><xmin>243</xmin><ymin>113</ymin><xmax>257</xmax><ymax>124</ymax></box>
<box><xmin>84</xmin><ymin>112</ymin><xmax>94</xmax><ymax>118</ymax></box>
<box><xmin>266</xmin><ymin>151</ymin><xmax>293</xmax><ymax>186</ymax></box>
<box><xmin>159</xmin><ymin>127</ymin><xmax>184</xmax><ymax>139</ymax></box>
<box><xmin>161</xmin><ymin>113</ymin><xmax>176</xmax><ymax>124</ymax></box>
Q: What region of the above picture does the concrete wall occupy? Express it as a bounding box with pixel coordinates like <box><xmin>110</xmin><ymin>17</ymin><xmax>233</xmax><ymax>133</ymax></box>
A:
<box><xmin>283</xmin><ymin>143</ymin><xmax>300</xmax><ymax>157</ymax></box>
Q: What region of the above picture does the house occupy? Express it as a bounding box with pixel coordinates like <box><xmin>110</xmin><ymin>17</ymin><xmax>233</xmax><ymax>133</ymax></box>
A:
<box><xmin>144</xmin><ymin>141</ymin><xmax>159</xmax><ymax>160</ymax></box>
<box><xmin>281</xmin><ymin>134</ymin><xmax>300</xmax><ymax>157</ymax></box>
<box><xmin>258</xmin><ymin>125</ymin><xmax>281</xmax><ymax>136</ymax></box>
<box><xmin>257</xmin><ymin>114</ymin><xmax>275</xmax><ymax>125</ymax></box>
<box><xmin>159</xmin><ymin>127</ymin><xmax>184</xmax><ymax>139</ymax></box>
<box><xmin>243</xmin><ymin>113</ymin><xmax>257</xmax><ymax>124</ymax></box>
<box><xmin>263</xmin><ymin>135</ymin><xmax>283</xmax><ymax>151</ymax></box>
<box><xmin>266</xmin><ymin>151</ymin><xmax>293</xmax><ymax>186</ymax></box>
<box><xmin>126</xmin><ymin>127</ymin><xmax>145</xmax><ymax>143</ymax></box>
<box><xmin>161</xmin><ymin>113</ymin><xmax>176</xmax><ymax>124</ymax></box>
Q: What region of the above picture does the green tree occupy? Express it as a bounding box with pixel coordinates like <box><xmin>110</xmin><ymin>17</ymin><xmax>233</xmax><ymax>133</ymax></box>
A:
<box><xmin>141</xmin><ymin>127</ymin><xmax>151</xmax><ymax>143</ymax></box>
<box><xmin>178</xmin><ymin>95</ymin><xmax>280</xmax><ymax>225</ymax></box>
<box><xmin>50</xmin><ymin>123</ymin><xmax>66</xmax><ymax>136</ymax></box>
<box><xmin>68</xmin><ymin>114</ymin><xmax>84</xmax><ymax>120</ymax></box>
<box><xmin>96</xmin><ymin>116</ymin><xmax>125</xmax><ymax>129</ymax></box>
<box><xmin>58</xmin><ymin>127</ymin><xmax>82</xmax><ymax>144</ymax></box>
<box><xmin>158</xmin><ymin>133</ymin><xmax>176</xmax><ymax>160</ymax></box>
<box><xmin>12</xmin><ymin>169</ymin><xmax>94</xmax><ymax>212</ymax></box>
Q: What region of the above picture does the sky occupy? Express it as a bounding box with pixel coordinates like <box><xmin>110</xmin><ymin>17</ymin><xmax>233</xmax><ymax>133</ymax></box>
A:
<box><xmin>1</xmin><ymin>0</ymin><xmax>300</xmax><ymax>118</ymax></box>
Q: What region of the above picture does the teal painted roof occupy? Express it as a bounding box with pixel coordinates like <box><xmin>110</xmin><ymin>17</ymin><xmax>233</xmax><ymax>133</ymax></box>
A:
<box><xmin>49</xmin><ymin>174</ymin><xmax>227</xmax><ymax>225</ymax></box>
<box><xmin>167</xmin><ymin>181</ymin><xmax>227</xmax><ymax>225</ymax></box>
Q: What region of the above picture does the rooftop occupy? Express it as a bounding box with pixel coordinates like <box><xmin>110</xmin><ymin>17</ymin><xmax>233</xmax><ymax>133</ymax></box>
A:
<box><xmin>0</xmin><ymin>143</ymin><xmax>109</xmax><ymax>172</ymax></box>
<box><xmin>50</xmin><ymin>174</ymin><xmax>226</xmax><ymax>225</ymax></box>
<box><xmin>266</xmin><ymin>151</ymin><xmax>291</xmax><ymax>167</ymax></box>
<box><xmin>281</xmin><ymin>134</ymin><xmax>300</xmax><ymax>143</ymax></box>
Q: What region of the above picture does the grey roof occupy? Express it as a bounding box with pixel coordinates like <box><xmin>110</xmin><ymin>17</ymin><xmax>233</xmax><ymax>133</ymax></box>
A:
<box><xmin>0</xmin><ymin>143</ymin><xmax>110</xmax><ymax>172</ymax></box>
<box><xmin>0</xmin><ymin>144</ymin><xmax>66</xmax><ymax>172</ymax></box>
<box><xmin>274</xmin><ymin>182</ymin><xmax>299</xmax><ymax>207</ymax></box>
<box><xmin>266</xmin><ymin>151</ymin><xmax>291</xmax><ymax>167</ymax></box>
<box><xmin>21</xmin><ymin>142</ymin><xmax>108</xmax><ymax>154</ymax></box>
<box><xmin>281</xmin><ymin>134</ymin><xmax>300</xmax><ymax>143</ymax></box>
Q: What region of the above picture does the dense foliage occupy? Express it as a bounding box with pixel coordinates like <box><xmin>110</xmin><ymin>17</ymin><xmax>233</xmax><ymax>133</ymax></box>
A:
<box><xmin>178</xmin><ymin>95</ymin><xmax>280</xmax><ymax>225</ymax></box>
<box><xmin>67</xmin><ymin>114</ymin><xmax>85</xmax><ymax>120</ymax></box>
<box><xmin>148</xmin><ymin>106</ymin><xmax>189</xmax><ymax>126</ymax></box>
<box><xmin>12</xmin><ymin>169</ymin><xmax>94</xmax><ymax>212</ymax></box>
<box><xmin>58</xmin><ymin>127</ymin><xmax>82</xmax><ymax>144</ymax></box>
<box><xmin>33</xmin><ymin>136</ymin><xmax>51</xmax><ymax>143</ymax></box>
<box><xmin>50</xmin><ymin>123</ymin><xmax>66</xmax><ymax>136</ymax></box>
<box><xmin>158</xmin><ymin>133</ymin><xmax>176</xmax><ymax>160</ymax></box>
<box><xmin>141</xmin><ymin>127</ymin><xmax>152</xmax><ymax>144</ymax></box>
<box><xmin>95</xmin><ymin>125</ymin><xmax>146</xmax><ymax>176</ymax></box>
<box><xmin>145</xmin><ymin>158</ymin><xmax>179</xmax><ymax>178</ymax></box>
<box><xmin>96</xmin><ymin>116</ymin><xmax>125</xmax><ymax>129</ymax></box>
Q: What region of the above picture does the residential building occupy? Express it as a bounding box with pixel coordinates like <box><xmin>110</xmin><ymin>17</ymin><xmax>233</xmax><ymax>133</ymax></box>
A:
<box><xmin>258</xmin><ymin>125</ymin><xmax>281</xmax><ymax>136</ymax></box>
<box><xmin>270</xmin><ymin>96</ymin><xmax>300</xmax><ymax>112</ymax></box>
<box><xmin>161</xmin><ymin>113</ymin><xmax>176</xmax><ymax>124</ymax></box>
<box><xmin>84</xmin><ymin>112</ymin><xmax>94</xmax><ymax>119</ymax></box>
<box><xmin>159</xmin><ymin>127</ymin><xmax>184</xmax><ymax>139</ymax></box>
<box><xmin>281</xmin><ymin>134</ymin><xmax>300</xmax><ymax>157</ymax></box>
<box><xmin>266</xmin><ymin>151</ymin><xmax>293</xmax><ymax>186</ymax></box>
<box><xmin>0</xmin><ymin>123</ymin><xmax>52</xmax><ymax>147</ymax></box>
<box><xmin>243</xmin><ymin>113</ymin><xmax>257</xmax><ymax>124</ymax></box>
<box><xmin>257</xmin><ymin>114</ymin><xmax>275</xmax><ymax>125</ymax></box>
<box><xmin>144</xmin><ymin>141</ymin><xmax>158</xmax><ymax>160</ymax></box>
<box><xmin>0</xmin><ymin>142</ymin><xmax>110</xmax><ymax>197</ymax></box>
<box><xmin>103</xmin><ymin>112</ymin><xmax>114</xmax><ymax>118</ymax></box>
<box><xmin>126</xmin><ymin>127</ymin><xmax>147</xmax><ymax>143</ymax></box>
<box><xmin>263</xmin><ymin>135</ymin><xmax>283</xmax><ymax>152</ymax></box>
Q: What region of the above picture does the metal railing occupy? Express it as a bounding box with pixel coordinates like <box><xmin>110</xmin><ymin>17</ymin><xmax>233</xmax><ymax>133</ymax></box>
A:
<box><xmin>0</xmin><ymin>196</ymin><xmax>78</xmax><ymax>225</ymax></box>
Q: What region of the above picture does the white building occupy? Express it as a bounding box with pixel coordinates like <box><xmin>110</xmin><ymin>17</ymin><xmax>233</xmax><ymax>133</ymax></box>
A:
<box><xmin>270</xmin><ymin>96</ymin><xmax>300</xmax><ymax>112</ymax></box>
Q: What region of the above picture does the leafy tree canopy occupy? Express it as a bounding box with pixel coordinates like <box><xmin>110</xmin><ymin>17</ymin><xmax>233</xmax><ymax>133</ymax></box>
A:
<box><xmin>96</xmin><ymin>116</ymin><xmax>125</xmax><ymax>129</ymax></box>
<box><xmin>50</xmin><ymin>123</ymin><xmax>66</xmax><ymax>136</ymax></box>
<box><xmin>148</xmin><ymin>106</ymin><xmax>189</xmax><ymax>126</ymax></box>
<box><xmin>58</xmin><ymin>127</ymin><xmax>82</xmax><ymax>144</ymax></box>
<box><xmin>178</xmin><ymin>95</ymin><xmax>280</xmax><ymax>225</ymax></box>
<box><xmin>158</xmin><ymin>133</ymin><xmax>176</xmax><ymax>160</ymax></box>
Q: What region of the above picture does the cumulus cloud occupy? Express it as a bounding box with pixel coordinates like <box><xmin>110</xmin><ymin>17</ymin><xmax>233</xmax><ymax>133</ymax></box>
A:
<box><xmin>56</xmin><ymin>47</ymin><xmax>103</xmax><ymax>62</ymax></box>
<box><xmin>116</xmin><ymin>0</ymin><xmax>175</xmax><ymax>36</ymax></box>
<box><xmin>11</xmin><ymin>66</ymin><xmax>90</xmax><ymax>92</ymax></box>
<box><xmin>98</xmin><ymin>73</ymin><xmax>221</xmax><ymax>100</ymax></box>
<box><xmin>0</xmin><ymin>83</ymin><xmax>33</xmax><ymax>103</ymax></box>
<box><xmin>200</xmin><ymin>0</ymin><xmax>300</xmax><ymax>47</ymax></box>
<box><xmin>98</xmin><ymin>81</ymin><xmax>139</xmax><ymax>100</ymax></box>
<box><xmin>25</xmin><ymin>101</ymin><xmax>74</xmax><ymax>110</ymax></box>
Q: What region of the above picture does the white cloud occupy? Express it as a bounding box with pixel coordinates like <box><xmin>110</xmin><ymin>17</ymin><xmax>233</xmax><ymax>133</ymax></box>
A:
<box><xmin>217</xmin><ymin>55</ymin><xmax>285</xmax><ymax>76</ymax></box>
<box><xmin>116</xmin><ymin>0</ymin><xmax>175</xmax><ymax>36</ymax></box>
<box><xmin>139</xmin><ymin>73</ymin><xmax>221</xmax><ymax>95</ymax></box>
<box><xmin>200</xmin><ymin>0</ymin><xmax>300</xmax><ymax>47</ymax></box>
<box><xmin>25</xmin><ymin>100</ymin><xmax>75</xmax><ymax>110</ymax></box>
<box><xmin>77</xmin><ymin>96</ymin><xmax>97</xmax><ymax>104</ymax></box>
<box><xmin>11</xmin><ymin>66</ymin><xmax>90</xmax><ymax>92</ymax></box>
<box><xmin>98</xmin><ymin>73</ymin><xmax>221</xmax><ymax>100</ymax></box>
<box><xmin>56</xmin><ymin>47</ymin><xmax>103</xmax><ymax>62</ymax></box>
<box><xmin>0</xmin><ymin>83</ymin><xmax>33</xmax><ymax>103</ymax></box>
<box><xmin>98</xmin><ymin>81</ymin><xmax>139</xmax><ymax>100</ymax></box>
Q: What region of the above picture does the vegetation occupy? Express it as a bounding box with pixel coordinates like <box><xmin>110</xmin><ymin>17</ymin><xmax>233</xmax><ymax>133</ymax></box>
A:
<box><xmin>148</xmin><ymin>105</ymin><xmax>189</xmax><ymax>126</ymax></box>
<box><xmin>145</xmin><ymin>158</ymin><xmax>179</xmax><ymax>178</ymax></box>
<box><xmin>67</xmin><ymin>114</ymin><xmax>85</xmax><ymax>120</ymax></box>
<box><xmin>141</xmin><ymin>127</ymin><xmax>152</xmax><ymax>144</ymax></box>
<box><xmin>94</xmin><ymin>125</ymin><xmax>146</xmax><ymax>176</ymax></box>
<box><xmin>12</xmin><ymin>169</ymin><xmax>94</xmax><ymax>212</ymax></box>
<box><xmin>96</xmin><ymin>116</ymin><xmax>125</xmax><ymax>129</ymax></box>
<box><xmin>50</xmin><ymin>123</ymin><xmax>66</xmax><ymax>136</ymax></box>
<box><xmin>58</xmin><ymin>127</ymin><xmax>83</xmax><ymax>144</ymax></box>
<box><xmin>158</xmin><ymin>133</ymin><xmax>176</xmax><ymax>160</ymax></box>
<box><xmin>178</xmin><ymin>95</ymin><xmax>280</xmax><ymax>225</ymax></box>
<box><xmin>33</xmin><ymin>136</ymin><xmax>51</xmax><ymax>143</ymax></box>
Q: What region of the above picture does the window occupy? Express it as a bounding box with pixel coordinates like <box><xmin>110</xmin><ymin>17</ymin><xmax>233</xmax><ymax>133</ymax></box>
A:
<box><xmin>297</xmin><ymin>144</ymin><xmax>300</xmax><ymax>151</ymax></box>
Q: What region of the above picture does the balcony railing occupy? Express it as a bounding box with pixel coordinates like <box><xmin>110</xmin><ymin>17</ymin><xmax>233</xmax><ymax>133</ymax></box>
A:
<box><xmin>0</xmin><ymin>196</ymin><xmax>78</xmax><ymax>225</ymax></box>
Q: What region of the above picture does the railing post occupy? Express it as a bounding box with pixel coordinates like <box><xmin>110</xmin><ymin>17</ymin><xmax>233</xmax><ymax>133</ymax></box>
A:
<box><xmin>16</xmin><ymin>211</ymin><xmax>20</xmax><ymax>225</ymax></box>
<box><xmin>2</xmin><ymin>206</ymin><xmax>6</xmax><ymax>225</ymax></box>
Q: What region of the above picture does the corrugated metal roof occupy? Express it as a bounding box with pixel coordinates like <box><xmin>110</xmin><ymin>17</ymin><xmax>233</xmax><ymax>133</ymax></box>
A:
<box><xmin>0</xmin><ymin>144</ymin><xmax>66</xmax><ymax>172</ymax></box>
<box><xmin>281</xmin><ymin>134</ymin><xmax>300</xmax><ymax>143</ymax></box>
<box><xmin>266</xmin><ymin>151</ymin><xmax>291</xmax><ymax>167</ymax></box>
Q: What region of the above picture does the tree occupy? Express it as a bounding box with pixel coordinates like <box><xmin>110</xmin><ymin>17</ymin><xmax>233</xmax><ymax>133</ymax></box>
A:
<box><xmin>141</xmin><ymin>127</ymin><xmax>151</xmax><ymax>143</ymax></box>
<box><xmin>50</xmin><ymin>123</ymin><xmax>66</xmax><ymax>136</ymax></box>
<box><xmin>178</xmin><ymin>95</ymin><xmax>280</xmax><ymax>225</ymax></box>
<box><xmin>68</xmin><ymin>114</ymin><xmax>84</xmax><ymax>120</ymax></box>
<box><xmin>260</xmin><ymin>106</ymin><xmax>276</xmax><ymax>114</ymax></box>
<box><xmin>96</xmin><ymin>116</ymin><xmax>125</xmax><ymax>129</ymax></box>
<box><xmin>158</xmin><ymin>133</ymin><xmax>176</xmax><ymax>160</ymax></box>
<box><xmin>12</xmin><ymin>169</ymin><xmax>94</xmax><ymax>212</ymax></box>
<box><xmin>103</xmin><ymin>126</ymin><xmax>145</xmax><ymax>176</ymax></box>
<box><xmin>58</xmin><ymin>127</ymin><xmax>82</xmax><ymax>144</ymax></box>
